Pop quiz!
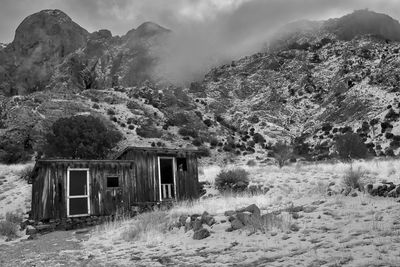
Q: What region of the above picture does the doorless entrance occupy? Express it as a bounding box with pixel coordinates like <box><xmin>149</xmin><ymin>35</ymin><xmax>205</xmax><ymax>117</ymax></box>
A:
<box><xmin>158</xmin><ymin>157</ymin><xmax>176</xmax><ymax>200</ymax></box>
<box><xmin>67</xmin><ymin>168</ymin><xmax>90</xmax><ymax>217</ymax></box>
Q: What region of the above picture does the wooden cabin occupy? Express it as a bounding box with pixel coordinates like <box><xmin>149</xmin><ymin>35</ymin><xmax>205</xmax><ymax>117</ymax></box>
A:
<box><xmin>30</xmin><ymin>147</ymin><xmax>200</xmax><ymax>221</ymax></box>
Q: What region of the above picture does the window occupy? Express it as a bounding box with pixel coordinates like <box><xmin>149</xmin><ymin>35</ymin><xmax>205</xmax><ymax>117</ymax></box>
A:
<box><xmin>107</xmin><ymin>176</ymin><xmax>119</xmax><ymax>187</ymax></box>
<box><xmin>176</xmin><ymin>158</ymin><xmax>187</xmax><ymax>171</ymax></box>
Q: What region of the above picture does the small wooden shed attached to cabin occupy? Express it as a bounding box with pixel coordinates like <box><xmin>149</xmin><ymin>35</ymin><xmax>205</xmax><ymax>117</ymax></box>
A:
<box><xmin>30</xmin><ymin>147</ymin><xmax>200</xmax><ymax>221</ymax></box>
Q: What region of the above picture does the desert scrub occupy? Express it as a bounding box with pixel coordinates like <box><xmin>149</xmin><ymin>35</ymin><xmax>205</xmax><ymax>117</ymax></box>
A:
<box><xmin>215</xmin><ymin>168</ymin><xmax>249</xmax><ymax>192</ymax></box>
<box><xmin>18</xmin><ymin>165</ymin><xmax>33</xmax><ymax>183</ymax></box>
<box><xmin>122</xmin><ymin>210</ymin><xmax>177</xmax><ymax>242</ymax></box>
<box><xmin>343</xmin><ymin>166</ymin><xmax>367</xmax><ymax>191</ymax></box>
<box><xmin>0</xmin><ymin>212</ymin><xmax>23</xmax><ymax>239</ymax></box>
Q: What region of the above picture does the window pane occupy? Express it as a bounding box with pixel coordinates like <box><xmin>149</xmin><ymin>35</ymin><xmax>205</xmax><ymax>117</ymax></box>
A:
<box><xmin>107</xmin><ymin>176</ymin><xmax>119</xmax><ymax>187</ymax></box>
<box><xmin>69</xmin><ymin>198</ymin><xmax>88</xmax><ymax>215</ymax></box>
<box><xmin>177</xmin><ymin>158</ymin><xmax>187</xmax><ymax>171</ymax></box>
<box><xmin>69</xmin><ymin>170</ymin><xmax>87</xmax><ymax>196</ymax></box>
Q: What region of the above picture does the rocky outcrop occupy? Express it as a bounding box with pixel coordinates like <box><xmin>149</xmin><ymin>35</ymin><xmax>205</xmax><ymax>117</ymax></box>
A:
<box><xmin>365</xmin><ymin>182</ymin><xmax>400</xmax><ymax>197</ymax></box>
<box><xmin>1</xmin><ymin>9</ymin><xmax>89</xmax><ymax>95</ymax></box>
<box><xmin>172</xmin><ymin>211</ymin><xmax>215</xmax><ymax>240</ymax></box>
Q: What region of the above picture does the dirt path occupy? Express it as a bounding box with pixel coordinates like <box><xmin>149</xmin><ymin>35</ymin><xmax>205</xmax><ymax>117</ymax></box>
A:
<box><xmin>0</xmin><ymin>229</ymin><xmax>93</xmax><ymax>267</ymax></box>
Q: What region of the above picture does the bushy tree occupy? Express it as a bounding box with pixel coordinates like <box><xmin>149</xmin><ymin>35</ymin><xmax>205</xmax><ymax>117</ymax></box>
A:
<box><xmin>272</xmin><ymin>141</ymin><xmax>293</xmax><ymax>168</ymax></box>
<box><xmin>335</xmin><ymin>133</ymin><xmax>368</xmax><ymax>161</ymax></box>
<box><xmin>44</xmin><ymin>115</ymin><xmax>122</xmax><ymax>159</ymax></box>
<box><xmin>215</xmin><ymin>168</ymin><xmax>249</xmax><ymax>192</ymax></box>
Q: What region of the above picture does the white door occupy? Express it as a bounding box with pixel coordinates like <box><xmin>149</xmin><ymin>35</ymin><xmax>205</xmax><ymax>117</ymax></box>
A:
<box><xmin>67</xmin><ymin>168</ymin><xmax>90</xmax><ymax>217</ymax></box>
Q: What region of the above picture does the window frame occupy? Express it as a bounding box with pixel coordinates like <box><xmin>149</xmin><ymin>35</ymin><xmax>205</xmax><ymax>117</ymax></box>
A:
<box><xmin>67</xmin><ymin>168</ymin><xmax>90</xmax><ymax>217</ymax></box>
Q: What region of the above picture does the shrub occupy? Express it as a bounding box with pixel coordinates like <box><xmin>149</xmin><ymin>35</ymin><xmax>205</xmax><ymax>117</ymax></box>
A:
<box><xmin>136</xmin><ymin>123</ymin><xmax>162</xmax><ymax>138</ymax></box>
<box><xmin>128</xmin><ymin>125</ymin><xmax>135</xmax><ymax>130</ymax></box>
<box><xmin>335</xmin><ymin>133</ymin><xmax>368</xmax><ymax>161</ymax></box>
<box><xmin>92</xmin><ymin>103</ymin><xmax>100</xmax><ymax>109</ymax></box>
<box><xmin>342</xmin><ymin>166</ymin><xmax>367</xmax><ymax>191</ymax></box>
<box><xmin>252</xmin><ymin>133</ymin><xmax>265</xmax><ymax>144</ymax></box>
<box><xmin>107</xmin><ymin>108</ymin><xmax>116</xmax><ymax>116</ymax></box>
<box><xmin>215</xmin><ymin>168</ymin><xmax>249</xmax><ymax>192</ymax></box>
<box><xmin>209</xmin><ymin>137</ymin><xmax>219</xmax><ymax>147</ymax></box>
<box><xmin>0</xmin><ymin>212</ymin><xmax>23</xmax><ymax>239</ymax></box>
<box><xmin>0</xmin><ymin>143</ymin><xmax>31</xmax><ymax>164</ymax></box>
<box><xmin>246</xmin><ymin>159</ymin><xmax>257</xmax><ymax>166</ymax></box>
<box><xmin>192</xmin><ymin>138</ymin><xmax>203</xmax><ymax>146</ymax></box>
<box><xmin>18</xmin><ymin>165</ymin><xmax>34</xmax><ymax>183</ymax></box>
<box><xmin>197</xmin><ymin>146</ymin><xmax>211</xmax><ymax>157</ymax></box>
<box><xmin>272</xmin><ymin>141</ymin><xmax>293</xmax><ymax>168</ymax></box>
<box><xmin>203</xmin><ymin>119</ymin><xmax>212</xmax><ymax>127</ymax></box>
<box><xmin>178</xmin><ymin>127</ymin><xmax>198</xmax><ymax>138</ymax></box>
<box><xmin>44</xmin><ymin>115</ymin><xmax>122</xmax><ymax>159</ymax></box>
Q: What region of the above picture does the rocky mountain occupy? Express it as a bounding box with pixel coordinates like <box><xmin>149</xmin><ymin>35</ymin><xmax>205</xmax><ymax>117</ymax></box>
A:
<box><xmin>2</xmin><ymin>9</ymin><xmax>400</xmax><ymax>163</ymax></box>
<box><xmin>191</xmin><ymin>10</ymin><xmax>400</xmax><ymax>160</ymax></box>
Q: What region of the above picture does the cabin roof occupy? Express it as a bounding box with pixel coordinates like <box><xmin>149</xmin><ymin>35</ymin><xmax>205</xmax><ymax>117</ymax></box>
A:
<box><xmin>113</xmin><ymin>146</ymin><xmax>200</xmax><ymax>159</ymax></box>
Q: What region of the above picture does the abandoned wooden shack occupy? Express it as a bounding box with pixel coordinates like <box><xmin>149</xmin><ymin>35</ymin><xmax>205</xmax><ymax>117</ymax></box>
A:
<box><xmin>30</xmin><ymin>147</ymin><xmax>200</xmax><ymax>221</ymax></box>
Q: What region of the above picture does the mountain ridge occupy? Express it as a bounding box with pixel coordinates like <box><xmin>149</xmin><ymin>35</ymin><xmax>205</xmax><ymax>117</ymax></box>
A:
<box><xmin>2</xmin><ymin>9</ymin><xmax>400</xmax><ymax>163</ymax></box>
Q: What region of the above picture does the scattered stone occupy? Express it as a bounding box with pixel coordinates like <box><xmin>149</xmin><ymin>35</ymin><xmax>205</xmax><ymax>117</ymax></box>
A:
<box><xmin>230</xmin><ymin>219</ymin><xmax>244</xmax><ymax>231</ymax></box>
<box><xmin>303</xmin><ymin>206</ymin><xmax>317</xmax><ymax>213</ymax></box>
<box><xmin>26</xmin><ymin>225</ymin><xmax>37</xmax><ymax>235</ymax></box>
<box><xmin>193</xmin><ymin>219</ymin><xmax>203</xmax><ymax>232</ymax></box>
<box><xmin>201</xmin><ymin>211</ymin><xmax>216</xmax><ymax>226</ymax></box>
<box><xmin>193</xmin><ymin>228</ymin><xmax>210</xmax><ymax>240</ymax></box>
<box><xmin>224</xmin><ymin>210</ymin><xmax>236</xmax><ymax>217</ymax></box>
<box><xmin>351</xmin><ymin>192</ymin><xmax>358</xmax><ymax>197</ymax></box>
<box><xmin>292</xmin><ymin>212</ymin><xmax>300</xmax><ymax>219</ymax></box>
<box><xmin>290</xmin><ymin>224</ymin><xmax>300</xmax><ymax>232</ymax></box>
<box><xmin>236</xmin><ymin>204</ymin><xmax>261</xmax><ymax>216</ymax></box>
<box><xmin>27</xmin><ymin>234</ymin><xmax>37</xmax><ymax>240</ymax></box>
<box><xmin>281</xmin><ymin>234</ymin><xmax>290</xmax><ymax>240</ymax></box>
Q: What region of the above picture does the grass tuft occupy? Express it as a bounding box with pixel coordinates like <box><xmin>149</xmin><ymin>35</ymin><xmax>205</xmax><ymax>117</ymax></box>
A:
<box><xmin>342</xmin><ymin>166</ymin><xmax>367</xmax><ymax>190</ymax></box>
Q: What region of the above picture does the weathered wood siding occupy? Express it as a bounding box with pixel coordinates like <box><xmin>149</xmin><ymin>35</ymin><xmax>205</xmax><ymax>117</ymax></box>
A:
<box><xmin>117</xmin><ymin>149</ymin><xmax>199</xmax><ymax>201</ymax></box>
<box><xmin>31</xmin><ymin>161</ymin><xmax>135</xmax><ymax>221</ymax></box>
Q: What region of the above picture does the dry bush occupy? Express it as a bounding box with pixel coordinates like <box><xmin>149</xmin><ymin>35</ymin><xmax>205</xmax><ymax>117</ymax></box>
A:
<box><xmin>343</xmin><ymin>166</ymin><xmax>367</xmax><ymax>191</ymax></box>
<box><xmin>18</xmin><ymin>165</ymin><xmax>34</xmax><ymax>183</ymax></box>
<box><xmin>272</xmin><ymin>141</ymin><xmax>293</xmax><ymax>168</ymax></box>
<box><xmin>0</xmin><ymin>212</ymin><xmax>23</xmax><ymax>239</ymax></box>
<box><xmin>122</xmin><ymin>210</ymin><xmax>176</xmax><ymax>242</ymax></box>
<box><xmin>215</xmin><ymin>168</ymin><xmax>249</xmax><ymax>192</ymax></box>
<box><xmin>246</xmin><ymin>159</ymin><xmax>257</xmax><ymax>167</ymax></box>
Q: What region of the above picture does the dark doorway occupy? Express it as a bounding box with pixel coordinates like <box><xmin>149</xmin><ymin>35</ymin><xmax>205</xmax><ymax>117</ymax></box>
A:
<box><xmin>159</xmin><ymin>158</ymin><xmax>175</xmax><ymax>200</ymax></box>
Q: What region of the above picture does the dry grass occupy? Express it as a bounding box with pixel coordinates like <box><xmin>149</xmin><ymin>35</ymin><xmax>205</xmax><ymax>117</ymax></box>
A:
<box><xmin>342</xmin><ymin>166</ymin><xmax>368</xmax><ymax>190</ymax></box>
<box><xmin>122</xmin><ymin>210</ymin><xmax>174</xmax><ymax>242</ymax></box>
<box><xmin>0</xmin><ymin>212</ymin><xmax>23</xmax><ymax>239</ymax></box>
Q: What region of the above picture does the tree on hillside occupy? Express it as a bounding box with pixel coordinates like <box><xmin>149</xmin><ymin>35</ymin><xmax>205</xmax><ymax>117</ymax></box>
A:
<box><xmin>272</xmin><ymin>141</ymin><xmax>293</xmax><ymax>168</ymax></box>
<box><xmin>335</xmin><ymin>133</ymin><xmax>368</xmax><ymax>161</ymax></box>
<box><xmin>44</xmin><ymin>115</ymin><xmax>122</xmax><ymax>159</ymax></box>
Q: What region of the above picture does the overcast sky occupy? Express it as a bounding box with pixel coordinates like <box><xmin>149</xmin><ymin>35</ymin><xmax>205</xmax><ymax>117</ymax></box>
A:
<box><xmin>2</xmin><ymin>0</ymin><xmax>400</xmax><ymax>83</ymax></box>
<box><xmin>2</xmin><ymin>0</ymin><xmax>400</xmax><ymax>44</ymax></box>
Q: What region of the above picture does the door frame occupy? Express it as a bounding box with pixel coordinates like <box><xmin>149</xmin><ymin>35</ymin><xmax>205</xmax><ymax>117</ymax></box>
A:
<box><xmin>157</xmin><ymin>157</ymin><xmax>177</xmax><ymax>201</ymax></box>
<box><xmin>67</xmin><ymin>168</ymin><xmax>90</xmax><ymax>217</ymax></box>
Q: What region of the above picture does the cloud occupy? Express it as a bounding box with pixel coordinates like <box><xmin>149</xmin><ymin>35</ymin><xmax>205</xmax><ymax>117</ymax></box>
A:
<box><xmin>3</xmin><ymin>0</ymin><xmax>400</xmax><ymax>83</ymax></box>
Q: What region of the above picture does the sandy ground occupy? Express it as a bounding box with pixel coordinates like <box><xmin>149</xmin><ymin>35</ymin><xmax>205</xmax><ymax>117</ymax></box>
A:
<box><xmin>1</xmin><ymin>159</ymin><xmax>400</xmax><ymax>266</ymax></box>
<box><xmin>0</xmin><ymin>164</ymin><xmax>32</xmax><ymax>220</ymax></box>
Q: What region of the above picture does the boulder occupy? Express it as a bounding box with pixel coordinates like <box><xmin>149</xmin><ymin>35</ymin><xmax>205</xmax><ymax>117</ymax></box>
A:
<box><xmin>229</xmin><ymin>219</ymin><xmax>244</xmax><ymax>231</ymax></box>
<box><xmin>236</xmin><ymin>212</ymin><xmax>253</xmax><ymax>226</ymax></box>
<box><xmin>178</xmin><ymin>215</ymin><xmax>188</xmax><ymax>227</ymax></box>
<box><xmin>193</xmin><ymin>219</ymin><xmax>203</xmax><ymax>232</ymax></box>
<box><xmin>224</xmin><ymin>210</ymin><xmax>236</xmax><ymax>217</ymax></box>
<box><xmin>26</xmin><ymin>225</ymin><xmax>37</xmax><ymax>235</ymax></box>
<box><xmin>236</xmin><ymin>204</ymin><xmax>261</xmax><ymax>216</ymax></box>
<box><xmin>201</xmin><ymin>211</ymin><xmax>216</xmax><ymax>226</ymax></box>
<box><xmin>193</xmin><ymin>228</ymin><xmax>210</xmax><ymax>240</ymax></box>
<box><xmin>303</xmin><ymin>205</ymin><xmax>317</xmax><ymax>213</ymax></box>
